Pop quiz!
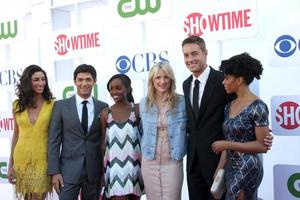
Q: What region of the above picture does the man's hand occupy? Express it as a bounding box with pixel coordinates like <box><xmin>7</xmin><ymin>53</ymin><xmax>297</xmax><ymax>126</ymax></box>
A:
<box><xmin>52</xmin><ymin>174</ymin><xmax>64</xmax><ymax>194</ymax></box>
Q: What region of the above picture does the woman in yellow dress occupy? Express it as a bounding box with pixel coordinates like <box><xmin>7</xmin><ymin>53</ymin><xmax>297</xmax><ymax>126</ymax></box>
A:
<box><xmin>7</xmin><ymin>65</ymin><xmax>54</xmax><ymax>200</ymax></box>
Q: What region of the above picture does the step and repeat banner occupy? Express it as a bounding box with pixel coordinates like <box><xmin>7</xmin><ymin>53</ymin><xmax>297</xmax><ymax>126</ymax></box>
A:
<box><xmin>0</xmin><ymin>0</ymin><xmax>300</xmax><ymax>199</ymax></box>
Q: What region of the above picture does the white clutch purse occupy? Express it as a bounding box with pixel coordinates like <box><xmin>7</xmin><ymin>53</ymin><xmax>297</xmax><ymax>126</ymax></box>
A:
<box><xmin>211</xmin><ymin>168</ymin><xmax>225</xmax><ymax>199</ymax></box>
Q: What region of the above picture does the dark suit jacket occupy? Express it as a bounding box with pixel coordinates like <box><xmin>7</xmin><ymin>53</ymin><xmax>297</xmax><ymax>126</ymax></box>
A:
<box><xmin>183</xmin><ymin>67</ymin><xmax>227</xmax><ymax>187</ymax></box>
<box><xmin>48</xmin><ymin>96</ymin><xmax>108</xmax><ymax>184</ymax></box>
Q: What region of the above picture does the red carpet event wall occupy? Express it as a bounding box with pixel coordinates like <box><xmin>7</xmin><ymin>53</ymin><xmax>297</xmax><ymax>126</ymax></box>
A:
<box><xmin>0</xmin><ymin>0</ymin><xmax>299</xmax><ymax>199</ymax></box>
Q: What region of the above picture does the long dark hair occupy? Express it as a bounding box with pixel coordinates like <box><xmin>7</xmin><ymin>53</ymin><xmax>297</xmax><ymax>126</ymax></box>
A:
<box><xmin>107</xmin><ymin>74</ymin><xmax>134</xmax><ymax>103</ymax></box>
<box><xmin>14</xmin><ymin>65</ymin><xmax>53</xmax><ymax>113</ymax></box>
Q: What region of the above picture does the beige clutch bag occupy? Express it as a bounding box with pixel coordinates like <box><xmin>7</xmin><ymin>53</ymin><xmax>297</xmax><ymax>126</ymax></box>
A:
<box><xmin>211</xmin><ymin>169</ymin><xmax>225</xmax><ymax>199</ymax></box>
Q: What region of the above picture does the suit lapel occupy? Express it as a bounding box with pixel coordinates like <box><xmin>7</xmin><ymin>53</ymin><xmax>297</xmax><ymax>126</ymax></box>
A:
<box><xmin>183</xmin><ymin>75</ymin><xmax>192</xmax><ymax>104</ymax></box>
<box><xmin>86</xmin><ymin>98</ymin><xmax>99</xmax><ymax>136</ymax></box>
<box><xmin>69</xmin><ymin>96</ymin><xmax>85</xmax><ymax>135</ymax></box>
<box><xmin>92</xmin><ymin>98</ymin><xmax>100</xmax><ymax>125</ymax></box>
<box><xmin>198</xmin><ymin>67</ymin><xmax>218</xmax><ymax>121</ymax></box>
<box><xmin>183</xmin><ymin>75</ymin><xmax>198</xmax><ymax>120</ymax></box>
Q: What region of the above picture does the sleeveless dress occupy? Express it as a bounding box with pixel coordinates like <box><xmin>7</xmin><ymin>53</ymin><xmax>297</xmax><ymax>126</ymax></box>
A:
<box><xmin>13</xmin><ymin>100</ymin><xmax>54</xmax><ymax>199</ymax></box>
<box><xmin>103</xmin><ymin>103</ymin><xmax>144</xmax><ymax>198</ymax></box>
<box><xmin>223</xmin><ymin>99</ymin><xmax>269</xmax><ymax>200</ymax></box>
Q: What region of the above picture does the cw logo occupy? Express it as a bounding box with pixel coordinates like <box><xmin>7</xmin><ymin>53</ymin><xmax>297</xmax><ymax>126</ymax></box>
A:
<box><xmin>63</xmin><ymin>85</ymin><xmax>99</xmax><ymax>99</ymax></box>
<box><xmin>118</xmin><ymin>0</ymin><xmax>161</xmax><ymax>18</ymax></box>
<box><xmin>0</xmin><ymin>20</ymin><xmax>18</xmax><ymax>40</ymax></box>
<box><xmin>0</xmin><ymin>162</ymin><xmax>7</xmax><ymax>179</ymax></box>
<box><xmin>287</xmin><ymin>173</ymin><xmax>300</xmax><ymax>198</ymax></box>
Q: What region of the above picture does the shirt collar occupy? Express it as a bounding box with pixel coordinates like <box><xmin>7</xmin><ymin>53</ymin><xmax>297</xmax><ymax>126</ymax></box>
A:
<box><xmin>193</xmin><ymin>65</ymin><xmax>210</xmax><ymax>83</ymax></box>
<box><xmin>75</xmin><ymin>94</ymin><xmax>93</xmax><ymax>106</ymax></box>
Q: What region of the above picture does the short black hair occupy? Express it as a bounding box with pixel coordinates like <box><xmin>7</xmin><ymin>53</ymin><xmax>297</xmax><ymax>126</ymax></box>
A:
<box><xmin>73</xmin><ymin>64</ymin><xmax>97</xmax><ymax>81</ymax></box>
<box><xmin>219</xmin><ymin>52</ymin><xmax>263</xmax><ymax>85</ymax></box>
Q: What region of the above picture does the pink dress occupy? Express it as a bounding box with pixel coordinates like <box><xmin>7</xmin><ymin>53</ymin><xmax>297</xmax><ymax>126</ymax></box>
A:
<box><xmin>141</xmin><ymin>102</ymin><xmax>183</xmax><ymax>200</ymax></box>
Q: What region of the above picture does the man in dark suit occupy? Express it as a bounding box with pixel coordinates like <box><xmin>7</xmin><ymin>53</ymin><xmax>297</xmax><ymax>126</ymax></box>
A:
<box><xmin>182</xmin><ymin>36</ymin><xmax>227</xmax><ymax>200</ymax></box>
<box><xmin>182</xmin><ymin>36</ymin><xmax>273</xmax><ymax>200</ymax></box>
<box><xmin>48</xmin><ymin>64</ymin><xmax>108</xmax><ymax>200</ymax></box>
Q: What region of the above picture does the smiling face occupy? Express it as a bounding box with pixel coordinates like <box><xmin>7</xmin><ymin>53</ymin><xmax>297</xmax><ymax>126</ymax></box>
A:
<box><xmin>31</xmin><ymin>71</ymin><xmax>46</xmax><ymax>95</ymax></box>
<box><xmin>153</xmin><ymin>69</ymin><xmax>171</xmax><ymax>96</ymax></box>
<box><xmin>74</xmin><ymin>72</ymin><xmax>95</xmax><ymax>99</ymax></box>
<box><xmin>182</xmin><ymin>43</ymin><xmax>207</xmax><ymax>77</ymax></box>
<box><xmin>108</xmin><ymin>78</ymin><xmax>128</xmax><ymax>103</ymax></box>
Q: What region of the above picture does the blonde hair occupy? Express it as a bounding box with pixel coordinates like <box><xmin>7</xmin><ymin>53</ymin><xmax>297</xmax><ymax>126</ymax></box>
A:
<box><xmin>146</xmin><ymin>62</ymin><xmax>177</xmax><ymax>110</ymax></box>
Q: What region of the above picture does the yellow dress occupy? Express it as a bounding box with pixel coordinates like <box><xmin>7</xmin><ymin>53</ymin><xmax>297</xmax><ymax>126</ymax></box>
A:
<box><xmin>13</xmin><ymin>100</ymin><xmax>54</xmax><ymax>199</ymax></box>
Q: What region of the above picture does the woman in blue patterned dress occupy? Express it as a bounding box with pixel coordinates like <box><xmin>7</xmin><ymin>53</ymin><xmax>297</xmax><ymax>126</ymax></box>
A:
<box><xmin>211</xmin><ymin>53</ymin><xmax>269</xmax><ymax>200</ymax></box>
<box><xmin>100</xmin><ymin>74</ymin><xmax>143</xmax><ymax>200</ymax></box>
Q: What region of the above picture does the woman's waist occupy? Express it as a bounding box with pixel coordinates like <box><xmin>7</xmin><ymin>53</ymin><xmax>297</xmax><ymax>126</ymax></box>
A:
<box><xmin>227</xmin><ymin>151</ymin><xmax>261</xmax><ymax>163</ymax></box>
<box><xmin>157</xmin><ymin>129</ymin><xmax>168</xmax><ymax>139</ymax></box>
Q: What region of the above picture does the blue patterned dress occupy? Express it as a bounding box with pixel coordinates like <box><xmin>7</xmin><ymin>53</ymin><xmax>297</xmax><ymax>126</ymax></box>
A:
<box><xmin>223</xmin><ymin>99</ymin><xmax>269</xmax><ymax>200</ymax></box>
<box><xmin>103</xmin><ymin>103</ymin><xmax>144</xmax><ymax>198</ymax></box>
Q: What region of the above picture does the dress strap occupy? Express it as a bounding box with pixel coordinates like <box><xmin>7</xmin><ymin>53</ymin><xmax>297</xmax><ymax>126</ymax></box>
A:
<box><xmin>129</xmin><ymin>103</ymin><xmax>138</xmax><ymax>123</ymax></box>
<box><xmin>107</xmin><ymin>107</ymin><xmax>113</xmax><ymax>122</ymax></box>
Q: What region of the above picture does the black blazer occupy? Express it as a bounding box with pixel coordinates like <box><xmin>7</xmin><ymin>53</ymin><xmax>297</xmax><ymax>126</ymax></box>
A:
<box><xmin>183</xmin><ymin>67</ymin><xmax>227</xmax><ymax>187</ymax></box>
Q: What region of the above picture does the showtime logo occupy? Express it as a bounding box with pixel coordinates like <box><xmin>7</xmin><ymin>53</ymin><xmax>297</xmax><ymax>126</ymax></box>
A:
<box><xmin>184</xmin><ymin>9</ymin><xmax>252</xmax><ymax>36</ymax></box>
<box><xmin>271</xmin><ymin>96</ymin><xmax>300</xmax><ymax>136</ymax></box>
<box><xmin>275</xmin><ymin>101</ymin><xmax>300</xmax><ymax>130</ymax></box>
<box><xmin>0</xmin><ymin>117</ymin><xmax>14</xmax><ymax>132</ymax></box>
<box><xmin>54</xmin><ymin>32</ymin><xmax>100</xmax><ymax>56</ymax></box>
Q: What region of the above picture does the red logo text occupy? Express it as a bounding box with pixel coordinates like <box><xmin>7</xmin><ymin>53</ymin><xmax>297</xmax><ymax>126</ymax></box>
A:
<box><xmin>183</xmin><ymin>9</ymin><xmax>252</xmax><ymax>36</ymax></box>
<box><xmin>275</xmin><ymin>101</ymin><xmax>300</xmax><ymax>130</ymax></box>
<box><xmin>54</xmin><ymin>32</ymin><xmax>100</xmax><ymax>56</ymax></box>
<box><xmin>0</xmin><ymin>118</ymin><xmax>14</xmax><ymax>132</ymax></box>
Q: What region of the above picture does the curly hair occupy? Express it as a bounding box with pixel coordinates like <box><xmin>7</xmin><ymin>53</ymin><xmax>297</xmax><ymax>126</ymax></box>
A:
<box><xmin>219</xmin><ymin>52</ymin><xmax>263</xmax><ymax>85</ymax></box>
<box><xmin>14</xmin><ymin>65</ymin><xmax>53</xmax><ymax>113</ymax></box>
<box><xmin>107</xmin><ymin>74</ymin><xmax>134</xmax><ymax>103</ymax></box>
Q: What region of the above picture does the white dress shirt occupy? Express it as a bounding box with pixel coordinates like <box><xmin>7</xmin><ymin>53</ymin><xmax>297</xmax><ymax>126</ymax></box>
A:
<box><xmin>190</xmin><ymin>66</ymin><xmax>211</xmax><ymax>108</ymax></box>
<box><xmin>75</xmin><ymin>94</ymin><xmax>94</xmax><ymax>132</ymax></box>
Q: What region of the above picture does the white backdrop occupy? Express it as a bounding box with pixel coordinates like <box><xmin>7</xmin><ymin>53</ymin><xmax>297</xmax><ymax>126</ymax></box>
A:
<box><xmin>1</xmin><ymin>0</ymin><xmax>300</xmax><ymax>199</ymax></box>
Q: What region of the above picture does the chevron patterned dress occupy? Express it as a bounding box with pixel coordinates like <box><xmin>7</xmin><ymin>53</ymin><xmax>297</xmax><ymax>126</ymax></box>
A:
<box><xmin>104</xmin><ymin>104</ymin><xmax>144</xmax><ymax>198</ymax></box>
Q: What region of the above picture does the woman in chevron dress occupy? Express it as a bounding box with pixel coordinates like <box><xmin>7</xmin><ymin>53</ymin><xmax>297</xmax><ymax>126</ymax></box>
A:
<box><xmin>100</xmin><ymin>74</ymin><xmax>144</xmax><ymax>200</ymax></box>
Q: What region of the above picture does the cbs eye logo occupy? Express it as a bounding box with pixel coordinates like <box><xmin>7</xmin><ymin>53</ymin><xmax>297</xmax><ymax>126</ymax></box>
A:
<box><xmin>116</xmin><ymin>55</ymin><xmax>131</xmax><ymax>74</ymax></box>
<box><xmin>115</xmin><ymin>51</ymin><xmax>169</xmax><ymax>74</ymax></box>
<box><xmin>274</xmin><ymin>35</ymin><xmax>300</xmax><ymax>57</ymax></box>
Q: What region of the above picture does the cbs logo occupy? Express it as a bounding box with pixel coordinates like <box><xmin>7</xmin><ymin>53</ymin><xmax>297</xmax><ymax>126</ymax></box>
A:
<box><xmin>115</xmin><ymin>51</ymin><xmax>169</xmax><ymax>74</ymax></box>
<box><xmin>274</xmin><ymin>35</ymin><xmax>300</xmax><ymax>57</ymax></box>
